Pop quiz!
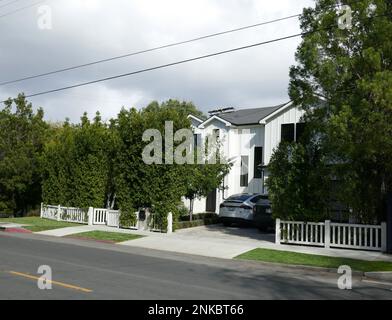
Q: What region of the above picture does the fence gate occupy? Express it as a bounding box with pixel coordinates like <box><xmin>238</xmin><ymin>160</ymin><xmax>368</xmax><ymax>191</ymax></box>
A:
<box><xmin>93</xmin><ymin>208</ymin><xmax>107</xmax><ymax>225</ymax></box>
<box><xmin>106</xmin><ymin>210</ymin><xmax>120</xmax><ymax>227</ymax></box>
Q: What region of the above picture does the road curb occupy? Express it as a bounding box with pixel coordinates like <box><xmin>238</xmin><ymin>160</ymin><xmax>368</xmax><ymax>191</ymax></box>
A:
<box><xmin>0</xmin><ymin>226</ymin><xmax>32</xmax><ymax>233</ymax></box>
<box><xmin>364</xmin><ymin>272</ymin><xmax>392</xmax><ymax>282</ymax></box>
<box><xmin>236</xmin><ymin>258</ymin><xmax>365</xmax><ymax>276</ymax></box>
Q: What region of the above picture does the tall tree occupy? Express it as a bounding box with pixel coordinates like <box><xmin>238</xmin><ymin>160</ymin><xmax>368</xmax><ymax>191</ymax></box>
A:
<box><xmin>112</xmin><ymin>101</ymin><xmax>191</xmax><ymax>222</ymax></box>
<box><xmin>286</xmin><ymin>0</ymin><xmax>392</xmax><ymax>222</ymax></box>
<box><xmin>41</xmin><ymin>112</ymin><xmax>114</xmax><ymax>208</ymax></box>
<box><xmin>0</xmin><ymin>94</ymin><xmax>48</xmax><ymax>215</ymax></box>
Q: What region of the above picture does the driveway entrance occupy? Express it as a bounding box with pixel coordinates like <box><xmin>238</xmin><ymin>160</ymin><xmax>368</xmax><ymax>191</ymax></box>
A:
<box><xmin>119</xmin><ymin>224</ymin><xmax>274</xmax><ymax>259</ymax></box>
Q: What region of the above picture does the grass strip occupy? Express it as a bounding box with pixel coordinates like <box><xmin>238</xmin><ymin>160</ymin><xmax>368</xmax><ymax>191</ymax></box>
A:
<box><xmin>236</xmin><ymin>248</ymin><xmax>392</xmax><ymax>272</ymax></box>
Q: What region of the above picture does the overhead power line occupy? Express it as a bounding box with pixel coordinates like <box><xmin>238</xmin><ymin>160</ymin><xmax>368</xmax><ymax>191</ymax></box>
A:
<box><xmin>0</xmin><ymin>13</ymin><xmax>301</xmax><ymax>86</ymax></box>
<box><xmin>0</xmin><ymin>11</ymin><xmax>385</xmax><ymax>104</ymax></box>
<box><xmin>0</xmin><ymin>0</ymin><xmax>25</xmax><ymax>10</ymax></box>
<box><xmin>0</xmin><ymin>32</ymin><xmax>304</xmax><ymax>103</ymax></box>
<box><xmin>0</xmin><ymin>0</ymin><xmax>47</xmax><ymax>19</ymax></box>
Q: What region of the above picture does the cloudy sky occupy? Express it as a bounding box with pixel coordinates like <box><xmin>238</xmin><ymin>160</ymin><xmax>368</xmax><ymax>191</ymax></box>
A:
<box><xmin>0</xmin><ymin>0</ymin><xmax>315</xmax><ymax>122</ymax></box>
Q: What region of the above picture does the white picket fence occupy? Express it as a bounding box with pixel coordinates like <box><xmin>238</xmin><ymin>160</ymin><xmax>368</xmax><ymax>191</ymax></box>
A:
<box><xmin>40</xmin><ymin>203</ymin><xmax>172</xmax><ymax>233</ymax></box>
<box><xmin>92</xmin><ymin>208</ymin><xmax>138</xmax><ymax>229</ymax></box>
<box><xmin>41</xmin><ymin>204</ymin><xmax>88</xmax><ymax>224</ymax></box>
<box><xmin>276</xmin><ymin>219</ymin><xmax>387</xmax><ymax>252</ymax></box>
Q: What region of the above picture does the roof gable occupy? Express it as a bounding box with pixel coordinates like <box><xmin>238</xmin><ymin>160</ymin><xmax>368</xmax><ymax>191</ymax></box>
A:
<box><xmin>217</xmin><ymin>104</ymin><xmax>286</xmax><ymax>126</ymax></box>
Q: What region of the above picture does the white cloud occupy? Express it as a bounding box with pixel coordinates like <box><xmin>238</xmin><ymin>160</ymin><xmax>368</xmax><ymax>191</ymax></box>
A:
<box><xmin>0</xmin><ymin>0</ymin><xmax>316</xmax><ymax>121</ymax></box>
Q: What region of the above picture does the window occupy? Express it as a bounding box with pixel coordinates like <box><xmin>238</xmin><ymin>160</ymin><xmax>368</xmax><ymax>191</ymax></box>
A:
<box><xmin>281</xmin><ymin>123</ymin><xmax>306</xmax><ymax>143</ymax></box>
<box><xmin>193</xmin><ymin>134</ymin><xmax>200</xmax><ymax>149</ymax></box>
<box><xmin>281</xmin><ymin>124</ymin><xmax>295</xmax><ymax>142</ymax></box>
<box><xmin>296</xmin><ymin>123</ymin><xmax>306</xmax><ymax>142</ymax></box>
<box><xmin>249</xmin><ymin>195</ymin><xmax>262</xmax><ymax>204</ymax></box>
<box><xmin>240</xmin><ymin>156</ymin><xmax>249</xmax><ymax>187</ymax></box>
<box><xmin>253</xmin><ymin>147</ymin><xmax>263</xmax><ymax>179</ymax></box>
<box><xmin>226</xmin><ymin>194</ymin><xmax>253</xmax><ymax>202</ymax></box>
<box><xmin>213</xmin><ymin>129</ymin><xmax>220</xmax><ymax>140</ymax></box>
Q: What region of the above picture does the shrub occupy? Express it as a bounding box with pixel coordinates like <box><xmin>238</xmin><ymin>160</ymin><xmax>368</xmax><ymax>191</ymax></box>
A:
<box><xmin>119</xmin><ymin>207</ymin><xmax>137</xmax><ymax>228</ymax></box>
<box><xmin>174</xmin><ymin>213</ymin><xmax>219</xmax><ymax>230</ymax></box>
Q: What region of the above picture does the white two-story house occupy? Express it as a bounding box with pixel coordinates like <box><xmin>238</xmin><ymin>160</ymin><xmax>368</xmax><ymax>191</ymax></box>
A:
<box><xmin>187</xmin><ymin>101</ymin><xmax>305</xmax><ymax>214</ymax></box>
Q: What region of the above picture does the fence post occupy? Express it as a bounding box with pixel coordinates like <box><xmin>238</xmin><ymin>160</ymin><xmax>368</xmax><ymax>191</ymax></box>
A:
<box><xmin>40</xmin><ymin>203</ymin><xmax>43</xmax><ymax>218</ymax></box>
<box><xmin>88</xmin><ymin>207</ymin><xmax>94</xmax><ymax>226</ymax></box>
<box><xmin>325</xmin><ymin>220</ymin><xmax>331</xmax><ymax>249</ymax></box>
<box><xmin>57</xmin><ymin>204</ymin><xmax>61</xmax><ymax>221</ymax></box>
<box><xmin>381</xmin><ymin>222</ymin><xmax>387</xmax><ymax>252</ymax></box>
<box><xmin>275</xmin><ymin>218</ymin><xmax>281</xmax><ymax>244</ymax></box>
<box><xmin>167</xmin><ymin>212</ymin><xmax>173</xmax><ymax>234</ymax></box>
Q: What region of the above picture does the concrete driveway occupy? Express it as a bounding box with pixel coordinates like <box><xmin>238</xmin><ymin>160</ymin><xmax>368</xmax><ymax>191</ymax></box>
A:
<box><xmin>175</xmin><ymin>224</ymin><xmax>275</xmax><ymax>242</ymax></box>
<box><xmin>120</xmin><ymin>225</ymin><xmax>274</xmax><ymax>259</ymax></box>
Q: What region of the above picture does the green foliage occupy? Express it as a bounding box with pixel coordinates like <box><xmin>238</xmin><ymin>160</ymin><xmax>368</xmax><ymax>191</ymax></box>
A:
<box><xmin>0</xmin><ymin>94</ymin><xmax>48</xmax><ymax>215</ymax></box>
<box><xmin>112</xmin><ymin>101</ymin><xmax>189</xmax><ymax>220</ymax></box>
<box><xmin>183</xmin><ymin>141</ymin><xmax>232</xmax><ymax>216</ymax></box>
<box><xmin>112</xmin><ymin>99</ymin><xmax>219</xmax><ymax>224</ymax></box>
<box><xmin>2</xmin><ymin>96</ymin><xmax>226</xmax><ymax>225</ymax></box>
<box><xmin>68</xmin><ymin>230</ymin><xmax>143</xmax><ymax>243</ymax></box>
<box><xmin>119</xmin><ymin>206</ymin><xmax>137</xmax><ymax>228</ymax></box>
<box><xmin>267</xmin><ymin>141</ymin><xmax>331</xmax><ymax>221</ymax></box>
<box><xmin>174</xmin><ymin>216</ymin><xmax>219</xmax><ymax>230</ymax></box>
<box><xmin>41</xmin><ymin>112</ymin><xmax>115</xmax><ymax>208</ymax></box>
<box><xmin>0</xmin><ymin>216</ymin><xmax>80</xmax><ymax>232</ymax></box>
<box><xmin>273</xmin><ymin>0</ymin><xmax>392</xmax><ymax>222</ymax></box>
<box><xmin>144</xmin><ymin>99</ymin><xmax>206</xmax><ymax>120</ymax></box>
<box><xmin>237</xmin><ymin>248</ymin><xmax>392</xmax><ymax>272</ymax></box>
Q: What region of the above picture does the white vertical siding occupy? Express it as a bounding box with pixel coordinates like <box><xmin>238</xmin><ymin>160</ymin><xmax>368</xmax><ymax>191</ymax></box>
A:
<box><xmin>264</xmin><ymin>106</ymin><xmax>305</xmax><ymax>164</ymax></box>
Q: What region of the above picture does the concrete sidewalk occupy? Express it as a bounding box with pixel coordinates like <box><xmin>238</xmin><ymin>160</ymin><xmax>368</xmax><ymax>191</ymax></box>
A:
<box><xmin>121</xmin><ymin>225</ymin><xmax>392</xmax><ymax>261</ymax></box>
<box><xmin>33</xmin><ymin>224</ymin><xmax>392</xmax><ymax>261</ymax></box>
<box><xmin>35</xmin><ymin>225</ymin><xmax>153</xmax><ymax>237</ymax></box>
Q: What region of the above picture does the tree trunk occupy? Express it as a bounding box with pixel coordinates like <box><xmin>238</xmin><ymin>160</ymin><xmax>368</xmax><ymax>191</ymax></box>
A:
<box><xmin>387</xmin><ymin>191</ymin><xmax>392</xmax><ymax>254</ymax></box>
<box><xmin>189</xmin><ymin>198</ymin><xmax>194</xmax><ymax>222</ymax></box>
<box><xmin>110</xmin><ymin>193</ymin><xmax>116</xmax><ymax>210</ymax></box>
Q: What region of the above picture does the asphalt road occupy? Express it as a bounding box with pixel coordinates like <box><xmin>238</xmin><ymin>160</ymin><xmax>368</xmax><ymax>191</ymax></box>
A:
<box><xmin>0</xmin><ymin>232</ymin><xmax>391</xmax><ymax>300</ymax></box>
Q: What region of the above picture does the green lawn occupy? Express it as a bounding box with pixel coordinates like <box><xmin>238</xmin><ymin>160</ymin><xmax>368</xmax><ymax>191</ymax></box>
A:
<box><xmin>236</xmin><ymin>248</ymin><xmax>392</xmax><ymax>272</ymax></box>
<box><xmin>0</xmin><ymin>217</ymin><xmax>81</xmax><ymax>232</ymax></box>
<box><xmin>67</xmin><ymin>230</ymin><xmax>143</xmax><ymax>243</ymax></box>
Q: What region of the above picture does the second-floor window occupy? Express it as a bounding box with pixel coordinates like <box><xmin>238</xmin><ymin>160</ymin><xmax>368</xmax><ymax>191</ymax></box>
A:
<box><xmin>281</xmin><ymin>123</ymin><xmax>306</xmax><ymax>143</ymax></box>
<box><xmin>281</xmin><ymin>123</ymin><xmax>295</xmax><ymax>142</ymax></box>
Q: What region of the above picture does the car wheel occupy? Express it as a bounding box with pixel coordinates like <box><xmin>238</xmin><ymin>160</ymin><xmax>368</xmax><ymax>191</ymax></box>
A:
<box><xmin>223</xmin><ymin>221</ymin><xmax>231</xmax><ymax>227</ymax></box>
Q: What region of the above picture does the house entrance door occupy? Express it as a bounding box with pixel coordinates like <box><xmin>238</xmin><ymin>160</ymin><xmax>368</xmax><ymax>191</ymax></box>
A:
<box><xmin>206</xmin><ymin>189</ymin><xmax>217</xmax><ymax>213</ymax></box>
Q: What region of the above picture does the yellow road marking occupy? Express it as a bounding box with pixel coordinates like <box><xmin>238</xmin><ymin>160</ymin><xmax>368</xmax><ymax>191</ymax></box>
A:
<box><xmin>8</xmin><ymin>271</ymin><xmax>92</xmax><ymax>293</ymax></box>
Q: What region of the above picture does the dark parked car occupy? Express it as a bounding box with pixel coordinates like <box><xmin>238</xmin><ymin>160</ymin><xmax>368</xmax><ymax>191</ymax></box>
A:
<box><xmin>253</xmin><ymin>197</ymin><xmax>274</xmax><ymax>231</ymax></box>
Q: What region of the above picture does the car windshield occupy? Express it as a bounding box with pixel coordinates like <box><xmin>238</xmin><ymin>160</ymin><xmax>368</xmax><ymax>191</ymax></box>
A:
<box><xmin>225</xmin><ymin>194</ymin><xmax>253</xmax><ymax>202</ymax></box>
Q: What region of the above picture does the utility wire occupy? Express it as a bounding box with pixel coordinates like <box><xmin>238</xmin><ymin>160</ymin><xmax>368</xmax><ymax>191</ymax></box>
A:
<box><xmin>0</xmin><ymin>32</ymin><xmax>305</xmax><ymax>103</ymax></box>
<box><xmin>0</xmin><ymin>13</ymin><xmax>301</xmax><ymax>86</ymax></box>
<box><xmin>0</xmin><ymin>0</ymin><xmax>47</xmax><ymax>19</ymax></box>
<box><xmin>1</xmin><ymin>12</ymin><xmax>385</xmax><ymax>104</ymax></box>
<box><xmin>0</xmin><ymin>0</ymin><xmax>25</xmax><ymax>10</ymax></box>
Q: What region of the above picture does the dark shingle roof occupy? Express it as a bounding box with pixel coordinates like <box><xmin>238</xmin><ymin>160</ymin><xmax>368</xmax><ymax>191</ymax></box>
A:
<box><xmin>216</xmin><ymin>103</ymin><xmax>288</xmax><ymax>126</ymax></box>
